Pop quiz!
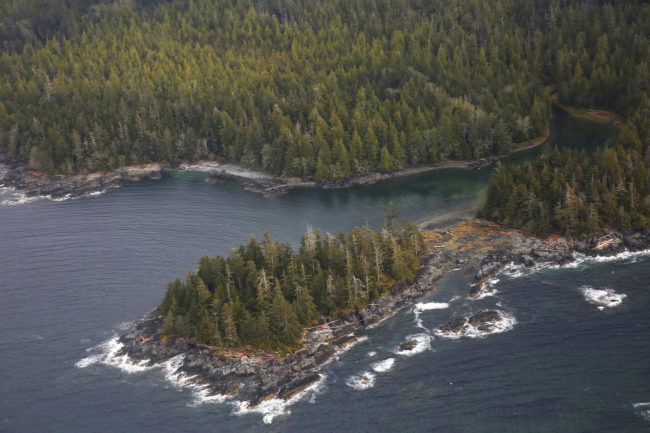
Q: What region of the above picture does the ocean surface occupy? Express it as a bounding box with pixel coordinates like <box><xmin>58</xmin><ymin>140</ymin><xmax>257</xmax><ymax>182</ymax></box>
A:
<box><xmin>2</xmin><ymin>110</ymin><xmax>649</xmax><ymax>432</ymax></box>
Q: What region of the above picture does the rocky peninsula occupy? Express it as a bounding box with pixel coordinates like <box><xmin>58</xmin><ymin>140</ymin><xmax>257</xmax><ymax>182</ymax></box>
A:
<box><xmin>115</xmin><ymin>219</ymin><xmax>650</xmax><ymax>407</ymax></box>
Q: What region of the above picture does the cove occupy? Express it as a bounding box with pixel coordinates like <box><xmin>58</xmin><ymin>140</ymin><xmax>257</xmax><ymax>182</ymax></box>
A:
<box><xmin>1</xmin><ymin>110</ymin><xmax>638</xmax><ymax>433</ymax></box>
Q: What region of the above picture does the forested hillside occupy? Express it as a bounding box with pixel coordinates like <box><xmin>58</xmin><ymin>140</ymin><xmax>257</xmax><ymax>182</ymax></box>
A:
<box><xmin>478</xmin><ymin>104</ymin><xmax>650</xmax><ymax>237</ymax></box>
<box><xmin>474</xmin><ymin>1</ymin><xmax>648</xmax><ymax>237</ymax></box>
<box><xmin>1</xmin><ymin>0</ymin><xmax>646</xmax><ymax>179</ymax></box>
<box><xmin>159</xmin><ymin>210</ymin><xmax>424</xmax><ymax>351</ymax></box>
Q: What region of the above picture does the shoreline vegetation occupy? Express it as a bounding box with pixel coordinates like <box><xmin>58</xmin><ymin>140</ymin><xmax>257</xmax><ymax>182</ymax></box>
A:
<box><xmin>2</xmin><ymin>1</ymin><xmax>645</xmax><ymax>187</ymax></box>
<box><xmin>0</xmin><ymin>124</ymin><xmax>554</xmax><ymax>201</ymax></box>
<box><xmin>116</xmin><ymin>219</ymin><xmax>650</xmax><ymax>408</ymax></box>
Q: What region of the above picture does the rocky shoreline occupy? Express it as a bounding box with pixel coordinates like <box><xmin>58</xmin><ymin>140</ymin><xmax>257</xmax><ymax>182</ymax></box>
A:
<box><xmin>0</xmin><ymin>156</ymin><xmax>497</xmax><ymax>201</ymax></box>
<box><xmin>115</xmin><ymin>220</ymin><xmax>650</xmax><ymax>408</ymax></box>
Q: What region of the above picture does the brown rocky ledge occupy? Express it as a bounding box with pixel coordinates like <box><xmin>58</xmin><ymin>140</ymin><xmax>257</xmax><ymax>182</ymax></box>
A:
<box><xmin>117</xmin><ymin>220</ymin><xmax>650</xmax><ymax>407</ymax></box>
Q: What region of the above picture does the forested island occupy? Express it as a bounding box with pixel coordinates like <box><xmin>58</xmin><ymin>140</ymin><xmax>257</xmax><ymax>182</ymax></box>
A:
<box><xmin>0</xmin><ymin>0</ymin><xmax>647</xmax><ymax>185</ymax></box>
<box><xmin>160</xmin><ymin>209</ymin><xmax>423</xmax><ymax>352</ymax></box>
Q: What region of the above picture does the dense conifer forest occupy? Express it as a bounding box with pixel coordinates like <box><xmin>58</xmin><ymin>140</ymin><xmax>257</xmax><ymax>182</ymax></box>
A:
<box><xmin>159</xmin><ymin>209</ymin><xmax>423</xmax><ymax>351</ymax></box>
<box><xmin>476</xmin><ymin>0</ymin><xmax>648</xmax><ymax>237</ymax></box>
<box><xmin>1</xmin><ymin>0</ymin><xmax>646</xmax><ymax>180</ymax></box>
<box><xmin>478</xmin><ymin>106</ymin><xmax>650</xmax><ymax>237</ymax></box>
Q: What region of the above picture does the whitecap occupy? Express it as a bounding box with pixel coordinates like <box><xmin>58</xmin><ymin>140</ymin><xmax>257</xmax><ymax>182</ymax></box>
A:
<box><xmin>580</xmin><ymin>286</ymin><xmax>626</xmax><ymax>309</ymax></box>
<box><xmin>413</xmin><ymin>301</ymin><xmax>449</xmax><ymax>329</ymax></box>
<box><xmin>395</xmin><ymin>333</ymin><xmax>432</xmax><ymax>357</ymax></box>
<box><xmin>1</xmin><ymin>191</ymin><xmax>42</xmax><ymax>206</ymax></box>
<box><xmin>86</xmin><ymin>190</ymin><xmax>107</xmax><ymax>198</ymax></box>
<box><xmin>75</xmin><ymin>336</ymin><xmax>155</xmax><ymax>373</ymax></box>
<box><xmin>470</xmin><ymin>277</ymin><xmax>500</xmax><ymax>300</ymax></box>
<box><xmin>634</xmin><ymin>402</ymin><xmax>650</xmax><ymax>422</ymax></box>
<box><xmin>345</xmin><ymin>371</ymin><xmax>376</xmax><ymax>391</ymax></box>
<box><xmin>503</xmin><ymin>249</ymin><xmax>650</xmax><ymax>279</ymax></box>
<box><xmin>501</xmin><ymin>262</ymin><xmax>527</xmax><ymax>278</ymax></box>
<box><xmin>371</xmin><ymin>358</ymin><xmax>395</xmax><ymax>373</ymax></box>
<box><xmin>367</xmin><ymin>351</ymin><xmax>377</xmax><ymax>358</ymax></box>
<box><xmin>233</xmin><ymin>374</ymin><xmax>327</xmax><ymax>424</ymax></box>
<box><xmin>414</xmin><ymin>302</ymin><xmax>449</xmax><ymax>312</ymax></box>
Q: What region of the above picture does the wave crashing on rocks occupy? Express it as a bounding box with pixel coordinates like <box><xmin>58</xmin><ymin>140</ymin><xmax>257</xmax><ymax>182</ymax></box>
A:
<box><xmin>371</xmin><ymin>358</ymin><xmax>396</xmax><ymax>373</ymax></box>
<box><xmin>395</xmin><ymin>333</ymin><xmax>432</xmax><ymax>357</ymax></box>
<box><xmin>233</xmin><ymin>374</ymin><xmax>327</xmax><ymax>424</ymax></box>
<box><xmin>345</xmin><ymin>371</ymin><xmax>376</xmax><ymax>391</ymax></box>
<box><xmin>413</xmin><ymin>301</ymin><xmax>449</xmax><ymax>329</ymax></box>
<box><xmin>77</xmin><ymin>335</ymin><xmax>328</xmax><ymax>424</ymax></box>
<box><xmin>580</xmin><ymin>286</ymin><xmax>627</xmax><ymax>310</ymax></box>
<box><xmin>76</xmin><ymin>335</ymin><xmax>155</xmax><ymax>373</ymax></box>
<box><xmin>435</xmin><ymin>310</ymin><xmax>516</xmax><ymax>339</ymax></box>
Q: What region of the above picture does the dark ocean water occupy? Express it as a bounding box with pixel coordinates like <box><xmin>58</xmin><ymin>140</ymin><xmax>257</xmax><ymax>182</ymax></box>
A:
<box><xmin>3</xmin><ymin>111</ymin><xmax>647</xmax><ymax>432</ymax></box>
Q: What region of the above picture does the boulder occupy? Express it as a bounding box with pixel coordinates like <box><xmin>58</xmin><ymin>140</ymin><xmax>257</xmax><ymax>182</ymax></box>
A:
<box><xmin>439</xmin><ymin>318</ymin><xmax>467</xmax><ymax>333</ymax></box>
<box><xmin>468</xmin><ymin>311</ymin><xmax>501</xmax><ymax>331</ymax></box>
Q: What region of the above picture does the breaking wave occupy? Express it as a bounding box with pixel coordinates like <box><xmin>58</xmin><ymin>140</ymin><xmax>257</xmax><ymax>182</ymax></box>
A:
<box><xmin>345</xmin><ymin>371</ymin><xmax>376</xmax><ymax>391</ymax></box>
<box><xmin>501</xmin><ymin>249</ymin><xmax>650</xmax><ymax>280</ymax></box>
<box><xmin>395</xmin><ymin>333</ymin><xmax>432</xmax><ymax>357</ymax></box>
<box><xmin>233</xmin><ymin>374</ymin><xmax>327</xmax><ymax>424</ymax></box>
<box><xmin>580</xmin><ymin>286</ymin><xmax>627</xmax><ymax>310</ymax></box>
<box><xmin>633</xmin><ymin>402</ymin><xmax>650</xmax><ymax>422</ymax></box>
<box><xmin>76</xmin><ymin>335</ymin><xmax>327</xmax><ymax>424</ymax></box>
<box><xmin>434</xmin><ymin>311</ymin><xmax>517</xmax><ymax>340</ymax></box>
<box><xmin>472</xmin><ymin>278</ymin><xmax>500</xmax><ymax>299</ymax></box>
<box><xmin>1</xmin><ymin>186</ymin><xmax>107</xmax><ymax>206</ymax></box>
<box><xmin>371</xmin><ymin>358</ymin><xmax>396</xmax><ymax>373</ymax></box>
<box><xmin>413</xmin><ymin>301</ymin><xmax>449</xmax><ymax>329</ymax></box>
<box><xmin>75</xmin><ymin>335</ymin><xmax>155</xmax><ymax>373</ymax></box>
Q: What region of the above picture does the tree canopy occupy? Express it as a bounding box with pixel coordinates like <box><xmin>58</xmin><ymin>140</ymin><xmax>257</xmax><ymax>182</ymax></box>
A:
<box><xmin>2</xmin><ymin>0</ymin><xmax>646</xmax><ymax>179</ymax></box>
<box><xmin>479</xmin><ymin>104</ymin><xmax>650</xmax><ymax>237</ymax></box>
<box><xmin>159</xmin><ymin>210</ymin><xmax>424</xmax><ymax>352</ymax></box>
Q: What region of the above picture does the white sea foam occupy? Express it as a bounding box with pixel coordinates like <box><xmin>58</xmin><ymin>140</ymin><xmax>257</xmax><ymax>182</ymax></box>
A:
<box><xmin>371</xmin><ymin>358</ymin><xmax>396</xmax><ymax>373</ymax></box>
<box><xmin>345</xmin><ymin>371</ymin><xmax>376</xmax><ymax>391</ymax></box>
<box><xmin>77</xmin><ymin>334</ymin><xmax>329</xmax><ymax>424</ymax></box>
<box><xmin>0</xmin><ymin>184</ymin><xmax>107</xmax><ymax>205</ymax></box>
<box><xmin>472</xmin><ymin>278</ymin><xmax>500</xmax><ymax>300</ymax></box>
<box><xmin>414</xmin><ymin>302</ymin><xmax>450</xmax><ymax>312</ymax></box>
<box><xmin>634</xmin><ymin>402</ymin><xmax>650</xmax><ymax>421</ymax></box>
<box><xmin>395</xmin><ymin>333</ymin><xmax>432</xmax><ymax>357</ymax></box>
<box><xmin>233</xmin><ymin>374</ymin><xmax>327</xmax><ymax>424</ymax></box>
<box><xmin>581</xmin><ymin>286</ymin><xmax>627</xmax><ymax>309</ymax></box>
<box><xmin>435</xmin><ymin>311</ymin><xmax>517</xmax><ymax>340</ymax></box>
<box><xmin>367</xmin><ymin>351</ymin><xmax>377</xmax><ymax>357</ymax></box>
<box><xmin>87</xmin><ymin>190</ymin><xmax>107</xmax><ymax>198</ymax></box>
<box><xmin>1</xmin><ymin>190</ymin><xmax>42</xmax><ymax>206</ymax></box>
<box><xmin>413</xmin><ymin>301</ymin><xmax>449</xmax><ymax>329</ymax></box>
<box><xmin>501</xmin><ymin>262</ymin><xmax>527</xmax><ymax>278</ymax></box>
<box><xmin>333</xmin><ymin>335</ymin><xmax>368</xmax><ymax>360</ymax></box>
<box><xmin>501</xmin><ymin>249</ymin><xmax>650</xmax><ymax>280</ymax></box>
<box><xmin>75</xmin><ymin>336</ymin><xmax>155</xmax><ymax>373</ymax></box>
<box><xmin>78</xmin><ymin>337</ymin><xmax>234</xmax><ymax>409</ymax></box>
